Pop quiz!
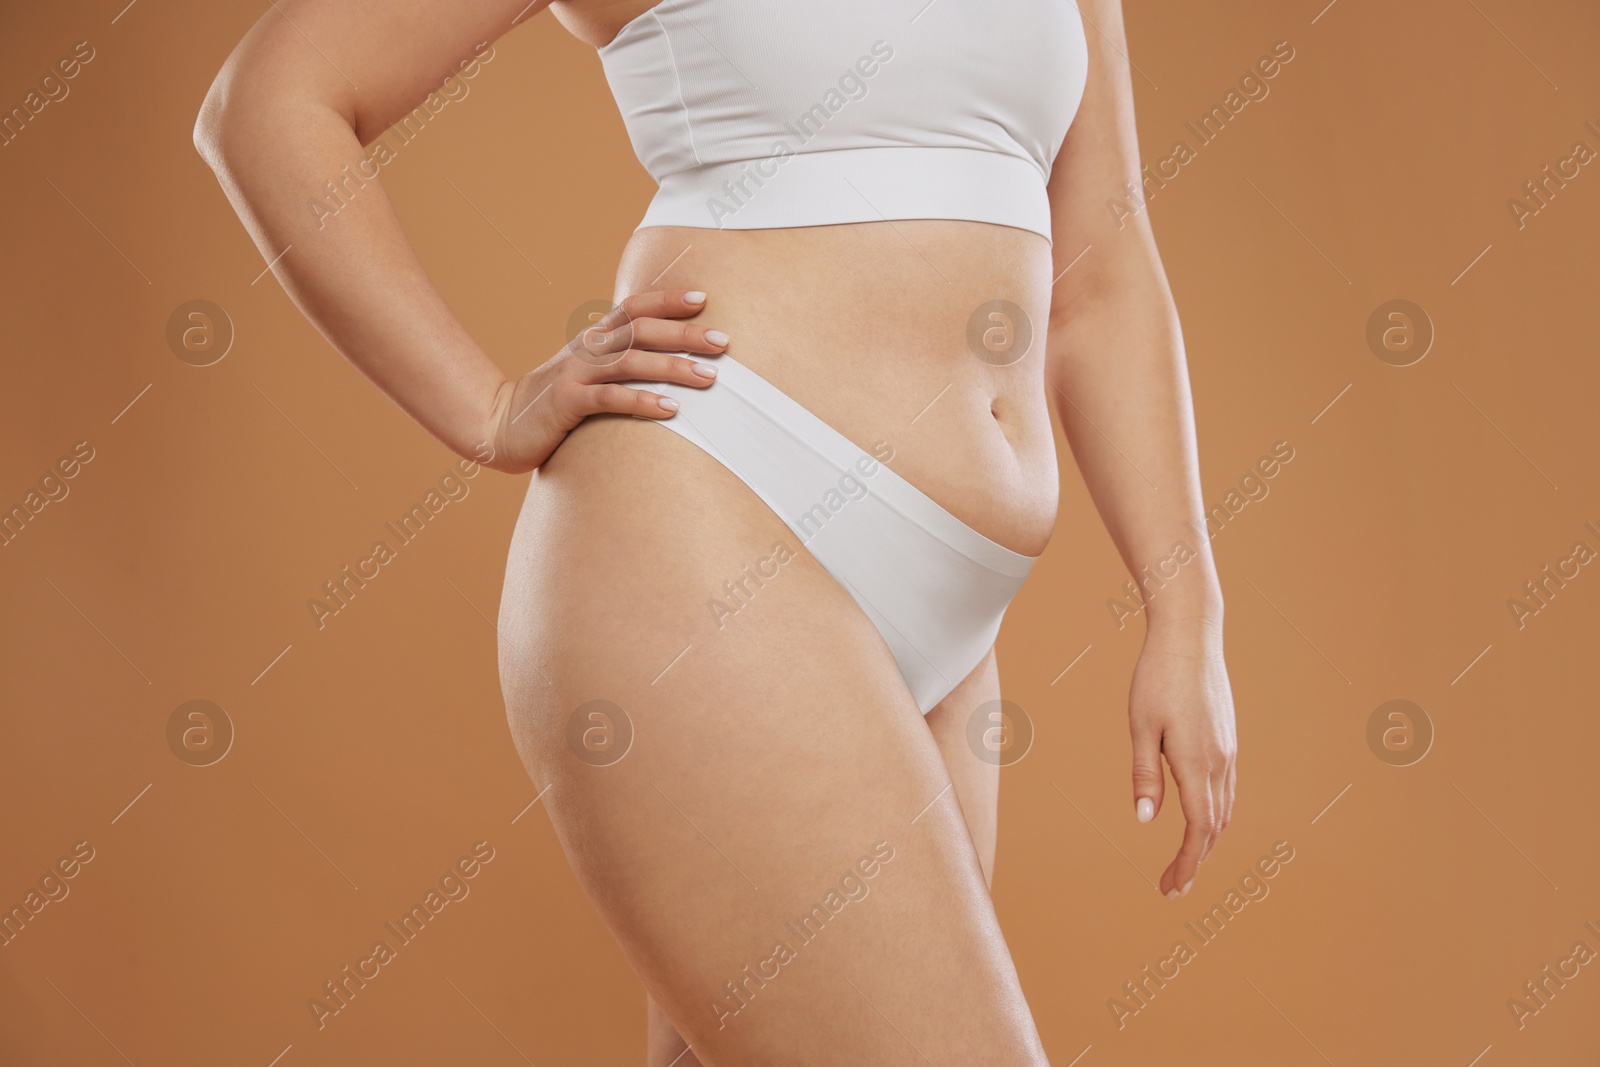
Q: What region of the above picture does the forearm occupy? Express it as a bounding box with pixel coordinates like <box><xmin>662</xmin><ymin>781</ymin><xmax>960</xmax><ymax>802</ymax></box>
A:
<box><xmin>1047</xmin><ymin>251</ymin><xmax>1222</xmax><ymax>634</ymax></box>
<box><xmin>195</xmin><ymin>52</ymin><xmax>506</xmax><ymax>465</ymax></box>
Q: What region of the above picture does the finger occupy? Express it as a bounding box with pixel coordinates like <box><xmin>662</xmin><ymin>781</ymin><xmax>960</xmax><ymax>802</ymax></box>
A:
<box><xmin>584</xmin><ymin>290</ymin><xmax>709</xmax><ymax>337</ymax></box>
<box><xmin>581</xmin><ymin>350</ymin><xmax>720</xmax><ymax>388</ymax></box>
<box><xmin>569</xmin><ymin>289</ymin><xmax>707</xmax><ymax>351</ymax></box>
<box><xmin>1199</xmin><ymin>770</ymin><xmax>1224</xmax><ymax>863</ymax></box>
<box><xmin>537</xmin><ymin>379</ymin><xmax>675</xmax><ymax>428</ymax></box>
<box><xmin>1205</xmin><ymin>755</ymin><xmax>1237</xmax><ymax>861</ymax></box>
<box><xmin>617</xmin><ymin>288</ymin><xmax>708</xmax><ymax>322</ymax></box>
<box><xmin>576</xmin><ymin>379</ymin><xmax>681</xmax><ymax>422</ymax></box>
<box><xmin>629</xmin><ymin>316</ymin><xmax>730</xmax><ymax>355</ymax></box>
<box><xmin>571</xmin><ymin>319</ymin><xmax>729</xmax><ymax>368</ymax></box>
<box><xmin>1130</xmin><ymin>717</ymin><xmax>1164</xmax><ymax>825</ymax></box>
<box><xmin>1223</xmin><ymin>758</ymin><xmax>1236</xmax><ymax>832</ymax></box>
<box><xmin>1160</xmin><ymin>761</ymin><xmax>1215</xmax><ymax>899</ymax></box>
<box><xmin>567</xmin><ymin>291</ymin><xmax>710</xmax><ymax>362</ymax></box>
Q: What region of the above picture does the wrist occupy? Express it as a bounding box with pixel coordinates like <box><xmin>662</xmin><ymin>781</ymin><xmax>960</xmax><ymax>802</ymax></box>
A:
<box><xmin>473</xmin><ymin>376</ymin><xmax>517</xmax><ymax>473</ymax></box>
<box><xmin>1138</xmin><ymin>562</ymin><xmax>1224</xmax><ymax>632</ymax></box>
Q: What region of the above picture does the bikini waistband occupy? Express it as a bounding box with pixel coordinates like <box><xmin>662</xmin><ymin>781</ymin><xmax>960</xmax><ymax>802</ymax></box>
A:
<box><xmin>671</xmin><ymin>353</ymin><xmax>1039</xmax><ymax>580</ymax></box>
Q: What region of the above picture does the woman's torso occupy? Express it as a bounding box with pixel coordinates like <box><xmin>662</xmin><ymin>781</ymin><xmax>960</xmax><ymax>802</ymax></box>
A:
<box><xmin>541</xmin><ymin>0</ymin><xmax>1084</xmax><ymax>556</ymax></box>
<box><xmin>610</xmin><ymin>222</ymin><xmax>1060</xmax><ymax>556</ymax></box>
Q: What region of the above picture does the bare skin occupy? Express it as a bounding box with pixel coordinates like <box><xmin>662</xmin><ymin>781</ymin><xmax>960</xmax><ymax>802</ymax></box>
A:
<box><xmin>195</xmin><ymin>0</ymin><xmax>1236</xmax><ymax>1062</ymax></box>
<box><xmin>639</xmin><ymin>651</ymin><xmax>1006</xmax><ymax>1067</ymax></box>
<box><xmin>499</xmin><ymin>220</ymin><xmax>1056</xmax><ymax>1065</ymax></box>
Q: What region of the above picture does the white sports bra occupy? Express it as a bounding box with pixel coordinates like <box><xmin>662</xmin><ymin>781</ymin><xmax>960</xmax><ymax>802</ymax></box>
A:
<box><xmin>597</xmin><ymin>0</ymin><xmax>1089</xmax><ymax>243</ymax></box>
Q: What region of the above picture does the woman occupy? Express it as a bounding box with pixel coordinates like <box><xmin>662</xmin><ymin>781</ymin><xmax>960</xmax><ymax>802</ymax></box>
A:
<box><xmin>196</xmin><ymin>0</ymin><xmax>1236</xmax><ymax>1061</ymax></box>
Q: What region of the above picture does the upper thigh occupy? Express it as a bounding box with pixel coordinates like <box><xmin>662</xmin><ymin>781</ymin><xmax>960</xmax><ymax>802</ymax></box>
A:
<box><xmin>642</xmin><ymin>655</ymin><xmax>1002</xmax><ymax>1067</ymax></box>
<box><xmin>499</xmin><ymin>417</ymin><xmax>1045</xmax><ymax>1066</ymax></box>
<box><xmin>924</xmin><ymin>649</ymin><xmax>1002</xmax><ymax>886</ymax></box>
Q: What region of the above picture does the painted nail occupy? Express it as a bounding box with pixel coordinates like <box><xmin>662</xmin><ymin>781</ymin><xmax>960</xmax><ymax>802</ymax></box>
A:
<box><xmin>1136</xmin><ymin>797</ymin><xmax>1155</xmax><ymax>823</ymax></box>
<box><xmin>684</xmin><ymin>291</ymin><xmax>707</xmax><ymax>304</ymax></box>
<box><xmin>657</xmin><ymin>397</ymin><xmax>679</xmax><ymax>411</ymax></box>
<box><xmin>1165</xmin><ymin>887</ymin><xmax>1180</xmax><ymax>901</ymax></box>
<box><xmin>1179</xmin><ymin>879</ymin><xmax>1193</xmax><ymax>898</ymax></box>
<box><xmin>705</xmin><ymin>330</ymin><xmax>730</xmax><ymax>346</ymax></box>
<box><xmin>692</xmin><ymin>363</ymin><xmax>718</xmax><ymax>378</ymax></box>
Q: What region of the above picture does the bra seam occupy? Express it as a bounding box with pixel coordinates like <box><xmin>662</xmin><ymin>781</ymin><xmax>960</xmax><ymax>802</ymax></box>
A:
<box><xmin>653</xmin><ymin>8</ymin><xmax>703</xmax><ymax>167</ymax></box>
<box><xmin>648</xmin><ymin>142</ymin><xmax>1047</xmax><ymax>181</ymax></box>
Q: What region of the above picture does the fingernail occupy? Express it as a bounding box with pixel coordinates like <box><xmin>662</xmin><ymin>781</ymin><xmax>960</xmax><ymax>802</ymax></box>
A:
<box><xmin>692</xmin><ymin>363</ymin><xmax>718</xmax><ymax>378</ymax></box>
<box><xmin>1179</xmin><ymin>879</ymin><xmax>1193</xmax><ymax>898</ymax></box>
<box><xmin>684</xmin><ymin>291</ymin><xmax>706</xmax><ymax>304</ymax></box>
<box><xmin>657</xmin><ymin>396</ymin><xmax>679</xmax><ymax>411</ymax></box>
<box><xmin>1136</xmin><ymin>797</ymin><xmax>1154</xmax><ymax>823</ymax></box>
<box><xmin>1165</xmin><ymin>887</ymin><xmax>1180</xmax><ymax>901</ymax></box>
<box><xmin>705</xmin><ymin>330</ymin><xmax>730</xmax><ymax>346</ymax></box>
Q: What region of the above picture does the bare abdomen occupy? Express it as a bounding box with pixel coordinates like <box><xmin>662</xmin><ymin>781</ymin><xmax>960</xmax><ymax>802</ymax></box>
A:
<box><xmin>605</xmin><ymin>219</ymin><xmax>1061</xmax><ymax>557</ymax></box>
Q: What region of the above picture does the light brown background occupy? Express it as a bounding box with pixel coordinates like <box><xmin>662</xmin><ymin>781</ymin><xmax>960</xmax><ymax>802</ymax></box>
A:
<box><xmin>2</xmin><ymin>0</ymin><xmax>1597</xmax><ymax>1063</ymax></box>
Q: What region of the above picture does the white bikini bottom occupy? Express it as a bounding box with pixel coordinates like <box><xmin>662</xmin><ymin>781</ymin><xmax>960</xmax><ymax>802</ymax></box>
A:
<box><xmin>642</xmin><ymin>353</ymin><xmax>1037</xmax><ymax>714</ymax></box>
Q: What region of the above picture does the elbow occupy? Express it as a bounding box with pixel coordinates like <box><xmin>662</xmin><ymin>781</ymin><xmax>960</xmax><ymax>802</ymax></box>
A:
<box><xmin>193</xmin><ymin>11</ymin><xmax>286</xmax><ymax>173</ymax></box>
<box><xmin>192</xmin><ymin>24</ymin><xmax>327</xmax><ymax>175</ymax></box>
<box><xmin>192</xmin><ymin>59</ymin><xmax>249</xmax><ymax>175</ymax></box>
<box><xmin>1050</xmin><ymin>246</ymin><xmax>1175</xmax><ymax>324</ymax></box>
<box><xmin>193</xmin><ymin>4</ymin><xmax>361</xmax><ymax>173</ymax></box>
<box><xmin>192</xmin><ymin>82</ymin><xmax>225</xmax><ymax>171</ymax></box>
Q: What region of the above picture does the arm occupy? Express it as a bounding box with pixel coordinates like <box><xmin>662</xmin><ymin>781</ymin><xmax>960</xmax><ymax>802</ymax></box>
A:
<box><xmin>1045</xmin><ymin>0</ymin><xmax>1237</xmax><ymax>898</ymax></box>
<box><xmin>193</xmin><ymin>0</ymin><xmax>726</xmax><ymax>473</ymax></box>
